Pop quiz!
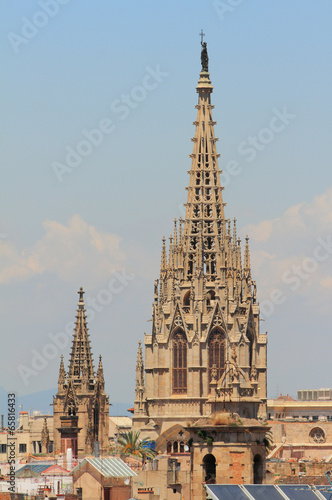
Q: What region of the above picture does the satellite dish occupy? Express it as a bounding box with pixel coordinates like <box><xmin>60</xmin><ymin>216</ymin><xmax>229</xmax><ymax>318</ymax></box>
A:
<box><xmin>184</xmin><ymin>445</ymin><xmax>189</xmax><ymax>452</ymax></box>
<box><xmin>124</xmin><ymin>478</ymin><xmax>130</xmax><ymax>485</ymax></box>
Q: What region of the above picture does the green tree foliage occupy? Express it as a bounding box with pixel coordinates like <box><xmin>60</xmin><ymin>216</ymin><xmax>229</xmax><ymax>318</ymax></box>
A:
<box><xmin>263</xmin><ymin>430</ymin><xmax>274</xmax><ymax>453</ymax></box>
<box><xmin>118</xmin><ymin>430</ymin><xmax>157</xmax><ymax>461</ymax></box>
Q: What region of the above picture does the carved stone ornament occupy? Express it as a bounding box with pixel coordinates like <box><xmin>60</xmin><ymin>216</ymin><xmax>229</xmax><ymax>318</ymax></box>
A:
<box><xmin>250</xmin><ymin>366</ymin><xmax>257</xmax><ymax>381</ymax></box>
<box><xmin>239</xmin><ymin>387</ymin><xmax>254</xmax><ymax>398</ymax></box>
<box><xmin>174</xmin><ymin>315</ymin><xmax>183</xmax><ymax>327</ymax></box>
<box><xmin>213</xmin><ymin>315</ymin><xmax>222</xmax><ymax>327</ymax></box>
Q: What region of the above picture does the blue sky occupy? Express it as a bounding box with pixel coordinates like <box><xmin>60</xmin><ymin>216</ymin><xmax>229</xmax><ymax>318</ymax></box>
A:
<box><xmin>1</xmin><ymin>1</ymin><xmax>332</xmax><ymax>407</ymax></box>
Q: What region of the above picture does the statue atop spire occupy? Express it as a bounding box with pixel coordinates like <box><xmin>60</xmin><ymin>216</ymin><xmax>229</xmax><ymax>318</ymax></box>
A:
<box><xmin>201</xmin><ymin>41</ymin><xmax>209</xmax><ymax>72</ymax></box>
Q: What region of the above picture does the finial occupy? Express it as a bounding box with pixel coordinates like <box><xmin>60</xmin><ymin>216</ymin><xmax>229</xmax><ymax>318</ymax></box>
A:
<box><xmin>161</xmin><ymin>236</ymin><xmax>167</xmax><ymax>273</ymax></box>
<box><xmin>136</xmin><ymin>340</ymin><xmax>144</xmax><ymax>369</ymax></box>
<box><xmin>78</xmin><ymin>287</ymin><xmax>84</xmax><ymax>301</ymax></box>
<box><xmin>244</xmin><ymin>235</ymin><xmax>251</xmax><ymax>273</ymax></box>
<box><xmin>178</xmin><ymin>218</ymin><xmax>183</xmax><ymax>246</ymax></box>
<box><xmin>58</xmin><ymin>355</ymin><xmax>66</xmax><ymax>385</ymax></box>
<box><xmin>173</xmin><ymin>219</ymin><xmax>178</xmax><ymax>248</ymax></box>
<box><xmin>168</xmin><ymin>234</ymin><xmax>174</xmax><ymax>271</ymax></box>
<box><xmin>233</xmin><ymin>218</ymin><xmax>237</xmax><ymax>246</ymax></box>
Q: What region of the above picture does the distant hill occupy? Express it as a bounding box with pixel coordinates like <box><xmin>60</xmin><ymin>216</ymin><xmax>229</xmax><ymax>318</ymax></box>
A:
<box><xmin>0</xmin><ymin>387</ymin><xmax>132</xmax><ymax>422</ymax></box>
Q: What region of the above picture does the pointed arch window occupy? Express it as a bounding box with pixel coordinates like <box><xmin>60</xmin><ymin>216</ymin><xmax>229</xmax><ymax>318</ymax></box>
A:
<box><xmin>246</xmin><ymin>328</ymin><xmax>254</xmax><ymax>368</ymax></box>
<box><xmin>172</xmin><ymin>330</ymin><xmax>187</xmax><ymax>394</ymax></box>
<box><xmin>183</xmin><ymin>291</ymin><xmax>190</xmax><ymax>307</ymax></box>
<box><xmin>208</xmin><ymin>329</ymin><xmax>225</xmax><ymax>385</ymax></box>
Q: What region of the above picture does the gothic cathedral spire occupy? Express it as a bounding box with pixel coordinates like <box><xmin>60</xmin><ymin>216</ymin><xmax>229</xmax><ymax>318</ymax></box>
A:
<box><xmin>133</xmin><ymin>42</ymin><xmax>267</xmax><ymax>438</ymax></box>
<box><xmin>67</xmin><ymin>287</ymin><xmax>94</xmax><ymax>382</ymax></box>
<box><xmin>133</xmin><ymin>42</ymin><xmax>267</xmax><ymax>444</ymax></box>
<box><xmin>53</xmin><ymin>287</ymin><xmax>109</xmax><ymax>458</ymax></box>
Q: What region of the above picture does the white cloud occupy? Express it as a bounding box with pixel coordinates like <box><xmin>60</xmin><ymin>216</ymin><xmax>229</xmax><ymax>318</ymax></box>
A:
<box><xmin>0</xmin><ymin>215</ymin><xmax>125</xmax><ymax>288</ymax></box>
<box><xmin>242</xmin><ymin>186</ymin><xmax>332</xmax><ymax>306</ymax></box>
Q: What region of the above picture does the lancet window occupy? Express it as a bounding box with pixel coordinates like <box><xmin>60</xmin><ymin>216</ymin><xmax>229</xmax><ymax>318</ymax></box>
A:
<box><xmin>208</xmin><ymin>329</ymin><xmax>225</xmax><ymax>385</ymax></box>
<box><xmin>172</xmin><ymin>330</ymin><xmax>187</xmax><ymax>394</ymax></box>
<box><xmin>247</xmin><ymin>328</ymin><xmax>254</xmax><ymax>368</ymax></box>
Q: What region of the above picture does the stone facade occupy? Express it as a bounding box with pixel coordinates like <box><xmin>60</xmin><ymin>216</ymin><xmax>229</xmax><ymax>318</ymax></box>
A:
<box><xmin>53</xmin><ymin>288</ymin><xmax>109</xmax><ymax>457</ymax></box>
<box><xmin>268</xmin><ymin>420</ymin><xmax>332</xmax><ymax>460</ymax></box>
<box><xmin>186</xmin><ymin>413</ymin><xmax>267</xmax><ymax>499</ymax></box>
<box><xmin>0</xmin><ymin>412</ymin><xmax>54</xmax><ymax>461</ymax></box>
<box><xmin>267</xmin><ymin>395</ymin><xmax>332</xmax><ymax>460</ymax></box>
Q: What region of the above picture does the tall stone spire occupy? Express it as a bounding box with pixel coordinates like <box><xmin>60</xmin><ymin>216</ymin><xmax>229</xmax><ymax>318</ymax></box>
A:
<box><xmin>134</xmin><ymin>41</ymin><xmax>267</xmax><ymax>438</ymax></box>
<box><xmin>182</xmin><ymin>47</ymin><xmax>226</xmax><ymax>281</ymax></box>
<box><xmin>68</xmin><ymin>287</ymin><xmax>94</xmax><ymax>382</ymax></box>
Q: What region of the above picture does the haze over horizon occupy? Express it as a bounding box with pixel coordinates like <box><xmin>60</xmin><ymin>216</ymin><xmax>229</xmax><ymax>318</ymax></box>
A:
<box><xmin>1</xmin><ymin>1</ymin><xmax>332</xmax><ymax>406</ymax></box>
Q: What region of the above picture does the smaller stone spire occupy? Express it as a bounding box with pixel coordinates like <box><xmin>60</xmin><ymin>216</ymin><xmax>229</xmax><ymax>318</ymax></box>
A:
<box><xmin>160</xmin><ymin>236</ymin><xmax>167</xmax><ymax>276</ymax></box>
<box><xmin>135</xmin><ymin>340</ymin><xmax>146</xmax><ymax>414</ymax></box>
<box><xmin>136</xmin><ymin>341</ymin><xmax>144</xmax><ymax>372</ymax></box>
<box><xmin>97</xmin><ymin>355</ymin><xmax>105</xmax><ymax>389</ymax></box>
<box><xmin>168</xmin><ymin>234</ymin><xmax>174</xmax><ymax>272</ymax></box>
<box><xmin>244</xmin><ymin>235</ymin><xmax>251</xmax><ymax>275</ymax></box>
<box><xmin>58</xmin><ymin>355</ymin><xmax>66</xmax><ymax>389</ymax></box>
<box><xmin>41</xmin><ymin>417</ymin><xmax>50</xmax><ymax>454</ymax></box>
<box><xmin>135</xmin><ymin>340</ymin><xmax>144</xmax><ymax>392</ymax></box>
<box><xmin>236</xmin><ymin>238</ymin><xmax>242</xmax><ymax>272</ymax></box>
<box><xmin>173</xmin><ymin>219</ymin><xmax>178</xmax><ymax>249</ymax></box>
<box><xmin>233</xmin><ymin>218</ymin><xmax>237</xmax><ymax>251</ymax></box>
<box><xmin>178</xmin><ymin>218</ymin><xmax>183</xmax><ymax>247</ymax></box>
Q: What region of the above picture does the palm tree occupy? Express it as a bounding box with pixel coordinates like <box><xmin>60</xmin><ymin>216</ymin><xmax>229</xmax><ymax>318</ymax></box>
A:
<box><xmin>263</xmin><ymin>430</ymin><xmax>274</xmax><ymax>454</ymax></box>
<box><xmin>118</xmin><ymin>430</ymin><xmax>157</xmax><ymax>463</ymax></box>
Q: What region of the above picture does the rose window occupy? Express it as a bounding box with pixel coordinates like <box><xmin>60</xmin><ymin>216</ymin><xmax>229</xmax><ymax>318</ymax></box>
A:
<box><xmin>310</xmin><ymin>427</ymin><xmax>325</xmax><ymax>444</ymax></box>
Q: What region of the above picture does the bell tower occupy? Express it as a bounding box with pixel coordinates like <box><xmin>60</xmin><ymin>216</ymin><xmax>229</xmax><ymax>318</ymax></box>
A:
<box><xmin>53</xmin><ymin>287</ymin><xmax>109</xmax><ymax>457</ymax></box>
<box><xmin>133</xmin><ymin>42</ymin><xmax>267</xmax><ymax>439</ymax></box>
